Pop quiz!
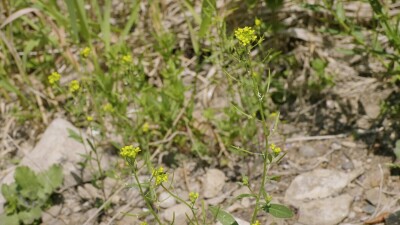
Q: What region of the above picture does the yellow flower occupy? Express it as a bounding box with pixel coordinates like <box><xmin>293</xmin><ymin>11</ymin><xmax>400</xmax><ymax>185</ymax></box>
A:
<box><xmin>140</xmin><ymin>222</ymin><xmax>147</xmax><ymax>225</ymax></box>
<box><xmin>48</xmin><ymin>72</ymin><xmax>61</xmax><ymax>85</ymax></box>
<box><xmin>242</xmin><ymin>176</ymin><xmax>249</xmax><ymax>186</ymax></box>
<box><xmin>270</xmin><ymin>143</ymin><xmax>281</xmax><ymax>155</ymax></box>
<box><xmin>189</xmin><ymin>192</ymin><xmax>199</xmax><ymax>204</ymax></box>
<box><xmin>255</xmin><ymin>18</ymin><xmax>262</xmax><ymax>27</ymax></box>
<box><xmin>102</xmin><ymin>103</ymin><xmax>114</xmax><ymax>113</ymax></box>
<box><xmin>120</xmin><ymin>145</ymin><xmax>141</xmax><ymax>160</ymax></box>
<box><xmin>122</xmin><ymin>54</ymin><xmax>132</xmax><ymax>64</ymax></box>
<box><xmin>86</xmin><ymin>116</ymin><xmax>93</xmax><ymax>122</ymax></box>
<box><xmin>142</xmin><ymin>122</ymin><xmax>149</xmax><ymax>133</ymax></box>
<box><xmin>251</xmin><ymin>220</ymin><xmax>261</xmax><ymax>225</ymax></box>
<box><xmin>152</xmin><ymin>167</ymin><xmax>168</xmax><ymax>185</ymax></box>
<box><xmin>69</xmin><ymin>80</ymin><xmax>80</xmax><ymax>93</ymax></box>
<box><xmin>234</xmin><ymin>27</ymin><xmax>257</xmax><ymax>46</ymax></box>
<box><xmin>80</xmin><ymin>47</ymin><xmax>91</xmax><ymax>58</ymax></box>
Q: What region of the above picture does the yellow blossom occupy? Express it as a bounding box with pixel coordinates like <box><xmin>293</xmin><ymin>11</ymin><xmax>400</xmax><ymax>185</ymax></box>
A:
<box><xmin>255</xmin><ymin>18</ymin><xmax>262</xmax><ymax>27</ymax></box>
<box><xmin>80</xmin><ymin>47</ymin><xmax>91</xmax><ymax>58</ymax></box>
<box><xmin>140</xmin><ymin>222</ymin><xmax>147</xmax><ymax>225</ymax></box>
<box><xmin>270</xmin><ymin>143</ymin><xmax>281</xmax><ymax>155</ymax></box>
<box><xmin>251</xmin><ymin>220</ymin><xmax>261</xmax><ymax>225</ymax></box>
<box><xmin>122</xmin><ymin>54</ymin><xmax>132</xmax><ymax>64</ymax></box>
<box><xmin>102</xmin><ymin>103</ymin><xmax>114</xmax><ymax>113</ymax></box>
<box><xmin>86</xmin><ymin>116</ymin><xmax>93</xmax><ymax>122</ymax></box>
<box><xmin>152</xmin><ymin>167</ymin><xmax>168</xmax><ymax>185</ymax></box>
<box><xmin>48</xmin><ymin>72</ymin><xmax>61</xmax><ymax>85</ymax></box>
<box><xmin>69</xmin><ymin>80</ymin><xmax>80</xmax><ymax>93</ymax></box>
<box><xmin>234</xmin><ymin>27</ymin><xmax>257</xmax><ymax>46</ymax></box>
<box><xmin>120</xmin><ymin>145</ymin><xmax>141</xmax><ymax>160</ymax></box>
<box><xmin>189</xmin><ymin>192</ymin><xmax>199</xmax><ymax>204</ymax></box>
<box><xmin>142</xmin><ymin>122</ymin><xmax>149</xmax><ymax>133</ymax></box>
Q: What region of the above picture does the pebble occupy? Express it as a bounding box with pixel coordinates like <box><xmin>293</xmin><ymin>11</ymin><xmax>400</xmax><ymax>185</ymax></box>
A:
<box><xmin>363</xmin><ymin>203</ymin><xmax>376</xmax><ymax>214</ymax></box>
<box><xmin>163</xmin><ymin>204</ymin><xmax>193</xmax><ymax>224</ymax></box>
<box><xmin>158</xmin><ymin>192</ymin><xmax>176</xmax><ymax>208</ymax></box>
<box><xmin>78</xmin><ymin>186</ymin><xmax>92</xmax><ymax>200</ymax></box>
<box><xmin>299</xmin><ymin>145</ymin><xmax>318</xmax><ymax>158</ymax></box>
<box><xmin>203</xmin><ymin>169</ymin><xmax>226</xmax><ymax>198</ymax></box>
<box><xmin>365</xmin><ymin>188</ymin><xmax>386</xmax><ymax>206</ymax></box>
<box><xmin>341</xmin><ymin>160</ymin><xmax>354</xmax><ymax>171</ymax></box>
<box><xmin>298</xmin><ymin>194</ymin><xmax>353</xmax><ymax>225</ymax></box>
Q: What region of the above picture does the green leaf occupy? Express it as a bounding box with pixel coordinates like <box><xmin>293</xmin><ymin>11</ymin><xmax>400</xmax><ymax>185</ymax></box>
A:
<box><xmin>0</xmin><ymin>214</ymin><xmax>19</xmax><ymax>225</ymax></box>
<box><xmin>1</xmin><ymin>184</ymin><xmax>18</xmax><ymax>214</ymax></box>
<box><xmin>14</xmin><ymin>166</ymin><xmax>40</xmax><ymax>200</ymax></box>
<box><xmin>209</xmin><ymin>206</ymin><xmax>239</xmax><ymax>225</ymax></box>
<box><xmin>199</xmin><ymin>0</ymin><xmax>216</xmax><ymax>38</ymax></box>
<box><xmin>263</xmin><ymin>203</ymin><xmax>293</xmax><ymax>218</ymax></box>
<box><xmin>368</xmin><ymin>0</ymin><xmax>383</xmax><ymax>15</ymax></box>
<box><xmin>37</xmin><ymin>164</ymin><xmax>63</xmax><ymax>195</ymax></box>
<box><xmin>233</xmin><ymin>193</ymin><xmax>256</xmax><ymax>201</ymax></box>
<box><xmin>18</xmin><ymin>207</ymin><xmax>42</xmax><ymax>224</ymax></box>
<box><xmin>335</xmin><ymin>1</ymin><xmax>346</xmax><ymax>23</ymax></box>
<box><xmin>67</xmin><ymin>128</ymin><xmax>83</xmax><ymax>143</ymax></box>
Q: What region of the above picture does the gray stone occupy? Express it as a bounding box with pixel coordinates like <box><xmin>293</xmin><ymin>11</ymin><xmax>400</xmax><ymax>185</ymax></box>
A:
<box><xmin>163</xmin><ymin>203</ymin><xmax>193</xmax><ymax>224</ymax></box>
<box><xmin>78</xmin><ymin>186</ymin><xmax>92</xmax><ymax>200</ymax></box>
<box><xmin>298</xmin><ymin>194</ymin><xmax>353</xmax><ymax>225</ymax></box>
<box><xmin>285</xmin><ymin>169</ymin><xmax>362</xmax><ymax>205</ymax></box>
<box><xmin>299</xmin><ymin>145</ymin><xmax>318</xmax><ymax>158</ymax></box>
<box><xmin>363</xmin><ymin>203</ymin><xmax>376</xmax><ymax>214</ymax></box>
<box><xmin>158</xmin><ymin>191</ymin><xmax>176</xmax><ymax>208</ymax></box>
<box><xmin>341</xmin><ymin>160</ymin><xmax>354</xmax><ymax>171</ymax></box>
<box><xmin>365</xmin><ymin>187</ymin><xmax>386</xmax><ymax>206</ymax></box>
<box><xmin>203</xmin><ymin>169</ymin><xmax>226</xmax><ymax>198</ymax></box>
<box><xmin>84</xmin><ymin>183</ymin><xmax>101</xmax><ymax>199</ymax></box>
<box><xmin>0</xmin><ymin>118</ymin><xmax>88</xmax><ymax>214</ymax></box>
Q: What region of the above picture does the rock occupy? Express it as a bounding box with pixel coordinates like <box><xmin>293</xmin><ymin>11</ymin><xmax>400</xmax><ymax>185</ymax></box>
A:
<box><xmin>0</xmin><ymin>118</ymin><xmax>88</xmax><ymax>214</ymax></box>
<box><xmin>216</xmin><ymin>217</ymin><xmax>249</xmax><ymax>225</ymax></box>
<box><xmin>361</xmin><ymin>166</ymin><xmax>389</xmax><ymax>188</ymax></box>
<box><xmin>365</xmin><ymin>188</ymin><xmax>387</xmax><ymax>206</ymax></box>
<box><xmin>158</xmin><ymin>192</ymin><xmax>176</xmax><ymax>208</ymax></box>
<box><xmin>78</xmin><ymin>186</ymin><xmax>92</xmax><ymax>200</ymax></box>
<box><xmin>163</xmin><ymin>204</ymin><xmax>193</xmax><ymax>224</ymax></box>
<box><xmin>363</xmin><ymin>203</ymin><xmax>376</xmax><ymax>214</ymax></box>
<box><xmin>298</xmin><ymin>194</ymin><xmax>353</xmax><ymax>225</ymax></box>
<box><xmin>299</xmin><ymin>145</ymin><xmax>318</xmax><ymax>158</ymax></box>
<box><xmin>84</xmin><ymin>183</ymin><xmax>101</xmax><ymax>199</ymax></box>
<box><xmin>341</xmin><ymin>160</ymin><xmax>354</xmax><ymax>171</ymax></box>
<box><xmin>285</xmin><ymin>169</ymin><xmax>362</xmax><ymax>205</ymax></box>
<box><xmin>104</xmin><ymin>177</ymin><xmax>118</xmax><ymax>198</ymax></box>
<box><xmin>203</xmin><ymin>169</ymin><xmax>226</xmax><ymax>198</ymax></box>
<box><xmin>42</xmin><ymin>205</ymin><xmax>62</xmax><ymax>223</ymax></box>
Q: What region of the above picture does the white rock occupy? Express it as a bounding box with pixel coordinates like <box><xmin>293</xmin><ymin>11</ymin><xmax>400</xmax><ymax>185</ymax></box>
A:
<box><xmin>299</xmin><ymin>145</ymin><xmax>318</xmax><ymax>158</ymax></box>
<box><xmin>0</xmin><ymin>118</ymin><xmax>88</xmax><ymax>214</ymax></box>
<box><xmin>163</xmin><ymin>203</ymin><xmax>193</xmax><ymax>224</ymax></box>
<box><xmin>158</xmin><ymin>191</ymin><xmax>176</xmax><ymax>208</ymax></box>
<box><xmin>284</xmin><ymin>169</ymin><xmax>362</xmax><ymax>205</ymax></box>
<box><xmin>203</xmin><ymin>169</ymin><xmax>226</xmax><ymax>198</ymax></box>
<box><xmin>298</xmin><ymin>194</ymin><xmax>353</xmax><ymax>225</ymax></box>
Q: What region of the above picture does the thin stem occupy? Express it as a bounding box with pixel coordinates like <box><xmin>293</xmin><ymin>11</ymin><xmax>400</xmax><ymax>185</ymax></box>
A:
<box><xmin>161</xmin><ymin>184</ymin><xmax>200</xmax><ymax>225</ymax></box>
<box><xmin>133</xmin><ymin>168</ymin><xmax>163</xmax><ymax>224</ymax></box>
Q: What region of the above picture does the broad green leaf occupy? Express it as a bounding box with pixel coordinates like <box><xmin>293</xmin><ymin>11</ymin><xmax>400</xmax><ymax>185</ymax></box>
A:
<box><xmin>0</xmin><ymin>214</ymin><xmax>19</xmax><ymax>225</ymax></box>
<box><xmin>263</xmin><ymin>203</ymin><xmax>293</xmax><ymax>218</ymax></box>
<box><xmin>37</xmin><ymin>164</ymin><xmax>63</xmax><ymax>195</ymax></box>
<box><xmin>14</xmin><ymin>166</ymin><xmax>40</xmax><ymax>200</ymax></box>
<box><xmin>18</xmin><ymin>207</ymin><xmax>42</xmax><ymax>224</ymax></box>
<box><xmin>199</xmin><ymin>0</ymin><xmax>216</xmax><ymax>38</ymax></box>
<box><xmin>336</xmin><ymin>1</ymin><xmax>345</xmax><ymax>23</ymax></box>
<box><xmin>209</xmin><ymin>206</ymin><xmax>239</xmax><ymax>225</ymax></box>
<box><xmin>67</xmin><ymin>128</ymin><xmax>83</xmax><ymax>143</ymax></box>
<box><xmin>234</xmin><ymin>193</ymin><xmax>256</xmax><ymax>201</ymax></box>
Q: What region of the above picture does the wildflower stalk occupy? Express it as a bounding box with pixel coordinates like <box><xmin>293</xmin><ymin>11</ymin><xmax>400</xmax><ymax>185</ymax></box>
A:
<box><xmin>160</xmin><ymin>184</ymin><xmax>200</xmax><ymax>225</ymax></box>
<box><xmin>132</xmin><ymin>167</ymin><xmax>163</xmax><ymax>224</ymax></box>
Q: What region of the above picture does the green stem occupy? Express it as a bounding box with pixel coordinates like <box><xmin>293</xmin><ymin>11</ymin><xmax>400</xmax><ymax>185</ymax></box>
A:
<box><xmin>133</xmin><ymin>168</ymin><xmax>163</xmax><ymax>224</ymax></box>
<box><xmin>161</xmin><ymin>184</ymin><xmax>200</xmax><ymax>225</ymax></box>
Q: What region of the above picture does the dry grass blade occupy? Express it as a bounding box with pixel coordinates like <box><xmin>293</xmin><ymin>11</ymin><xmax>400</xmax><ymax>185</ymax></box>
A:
<box><xmin>0</xmin><ymin>8</ymin><xmax>39</xmax><ymax>29</ymax></box>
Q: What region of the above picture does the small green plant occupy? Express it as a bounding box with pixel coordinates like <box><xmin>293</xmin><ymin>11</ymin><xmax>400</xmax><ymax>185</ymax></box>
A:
<box><xmin>0</xmin><ymin>165</ymin><xmax>63</xmax><ymax>225</ymax></box>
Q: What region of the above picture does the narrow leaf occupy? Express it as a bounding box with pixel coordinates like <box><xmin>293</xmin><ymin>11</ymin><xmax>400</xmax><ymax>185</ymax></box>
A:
<box><xmin>209</xmin><ymin>206</ymin><xmax>239</xmax><ymax>225</ymax></box>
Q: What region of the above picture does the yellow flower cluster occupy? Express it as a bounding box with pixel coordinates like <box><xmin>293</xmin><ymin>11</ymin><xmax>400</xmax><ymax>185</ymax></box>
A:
<box><xmin>152</xmin><ymin>167</ymin><xmax>168</xmax><ymax>185</ymax></box>
<box><xmin>255</xmin><ymin>18</ymin><xmax>262</xmax><ymax>27</ymax></box>
<box><xmin>189</xmin><ymin>192</ymin><xmax>199</xmax><ymax>204</ymax></box>
<box><xmin>122</xmin><ymin>54</ymin><xmax>132</xmax><ymax>64</ymax></box>
<box><xmin>69</xmin><ymin>80</ymin><xmax>80</xmax><ymax>93</ymax></box>
<box><xmin>142</xmin><ymin>122</ymin><xmax>149</xmax><ymax>133</ymax></box>
<box><xmin>234</xmin><ymin>27</ymin><xmax>257</xmax><ymax>46</ymax></box>
<box><xmin>86</xmin><ymin>116</ymin><xmax>93</xmax><ymax>122</ymax></box>
<box><xmin>102</xmin><ymin>103</ymin><xmax>114</xmax><ymax>113</ymax></box>
<box><xmin>48</xmin><ymin>72</ymin><xmax>61</xmax><ymax>85</ymax></box>
<box><xmin>270</xmin><ymin>143</ymin><xmax>281</xmax><ymax>155</ymax></box>
<box><xmin>80</xmin><ymin>47</ymin><xmax>91</xmax><ymax>58</ymax></box>
<box><xmin>120</xmin><ymin>145</ymin><xmax>141</xmax><ymax>160</ymax></box>
<box><xmin>140</xmin><ymin>222</ymin><xmax>147</xmax><ymax>225</ymax></box>
<box><xmin>251</xmin><ymin>220</ymin><xmax>261</xmax><ymax>225</ymax></box>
